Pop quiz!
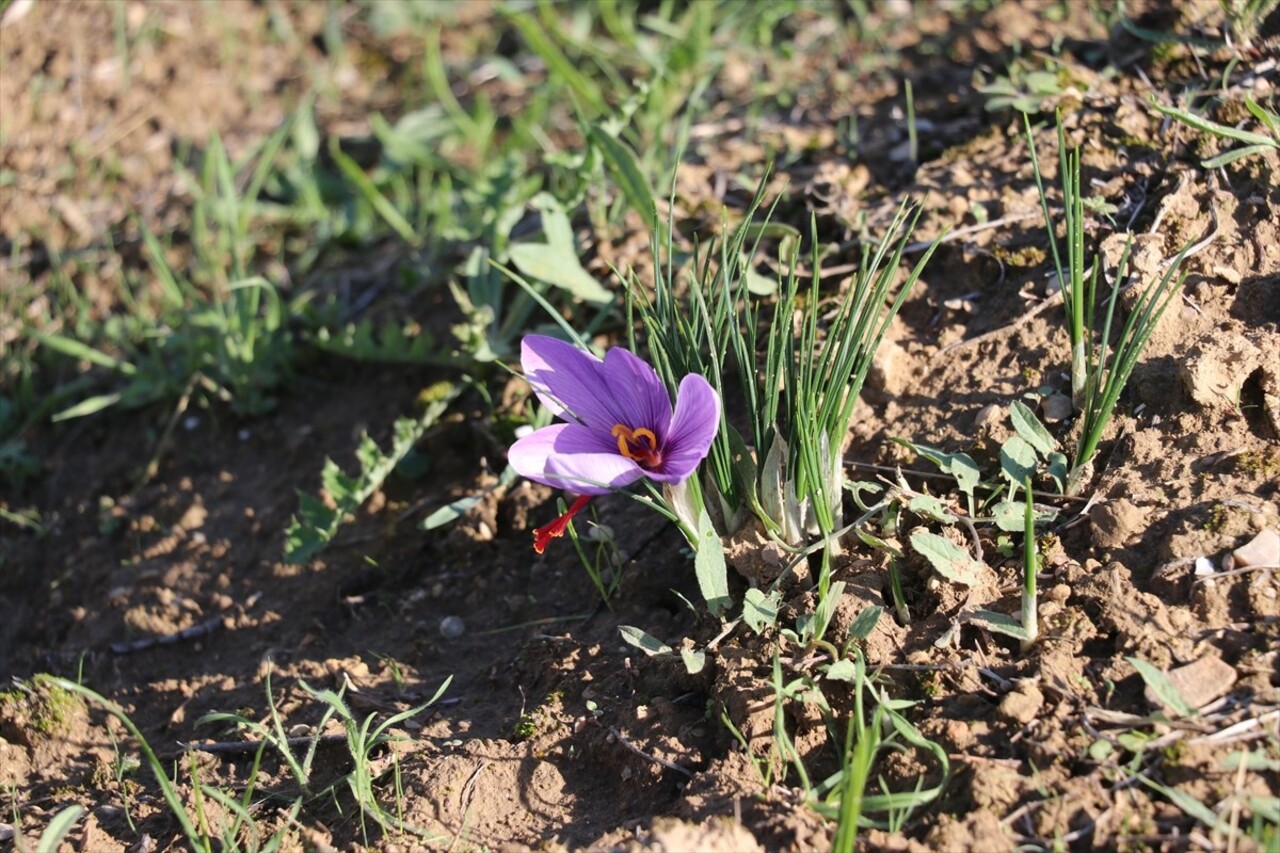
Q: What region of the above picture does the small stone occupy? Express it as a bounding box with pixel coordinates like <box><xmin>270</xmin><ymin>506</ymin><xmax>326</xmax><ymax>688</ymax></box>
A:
<box><xmin>439</xmin><ymin>615</ymin><xmax>466</xmax><ymax>639</ymax></box>
<box><xmin>1089</xmin><ymin>499</ymin><xmax>1148</xmax><ymax>550</ymax></box>
<box><xmin>1144</xmin><ymin>656</ymin><xmax>1237</xmax><ymax>711</ymax></box>
<box><xmin>997</xmin><ymin>684</ymin><xmax>1044</xmax><ymax>725</ymax></box>
<box><xmin>1179</xmin><ymin>338</ymin><xmax>1262</xmax><ymax>413</ymax></box>
<box><xmin>1232</xmin><ymin>528</ymin><xmax>1280</xmax><ymax>569</ymax></box>
<box><xmin>1194</xmin><ymin>557</ymin><xmax>1215</xmax><ymax>576</ymax></box>
<box><xmin>973</xmin><ymin>404</ymin><xmax>1004</xmax><ymax>430</ymax></box>
<box><xmin>868</xmin><ymin>340</ymin><xmax>910</xmax><ymax>396</ymax></box>
<box><xmin>1040</xmin><ymin>393</ymin><xmax>1073</xmax><ymax>423</ymax></box>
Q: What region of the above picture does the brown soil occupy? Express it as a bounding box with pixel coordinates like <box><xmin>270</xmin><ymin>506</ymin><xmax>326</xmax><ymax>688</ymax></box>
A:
<box><xmin>3</xmin><ymin>1</ymin><xmax>1278</xmax><ymax>850</ymax></box>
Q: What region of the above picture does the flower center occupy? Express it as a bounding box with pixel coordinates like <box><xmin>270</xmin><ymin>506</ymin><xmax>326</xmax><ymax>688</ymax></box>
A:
<box><xmin>611</xmin><ymin>424</ymin><xmax>662</xmax><ymax>469</ymax></box>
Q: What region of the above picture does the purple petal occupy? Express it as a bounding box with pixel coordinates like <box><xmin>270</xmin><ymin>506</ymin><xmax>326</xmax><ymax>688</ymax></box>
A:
<box><xmin>508</xmin><ymin>423</ymin><xmax>641</xmax><ymax>494</ymax></box>
<box><xmin>545</xmin><ymin>452</ymin><xmax>645</xmax><ymax>494</ymax></box>
<box><xmin>521</xmin><ymin>336</ymin><xmax>630</xmax><ymax>431</ymax></box>
<box><xmin>650</xmin><ymin>374</ymin><xmax>720</xmax><ymax>483</ymax></box>
<box><xmin>599</xmin><ymin>346</ymin><xmax>673</xmax><ymax>440</ymax></box>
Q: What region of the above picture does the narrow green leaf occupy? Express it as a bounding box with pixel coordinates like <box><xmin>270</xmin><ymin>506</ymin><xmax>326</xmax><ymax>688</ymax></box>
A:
<box><xmin>1201</xmin><ymin>143</ymin><xmax>1273</xmax><ymax>169</ymax></box>
<box><xmin>1151</xmin><ymin>98</ymin><xmax>1276</xmax><ymax>145</ymax></box>
<box><xmin>51</xmin><ymin>392</ymin><xmax>125</xmax><ymax>422</ymax></box>
<box><xmin>694</xmin><ymin>504</ymin><xmax>730</xmax><ymax>618</ymax></box>
<box><xmin>1244</xmin><ymin>95</ymin><xmax>1280</xmax><ymax>139</ymax></box>
<box><xmin>618</xmin><ymin>625</ymin><xmax>673</xmax><ymax>656</ymax></box>
<box><xmin>36</xmin><ymin>804</ymin><xmax>85</xmax><ymax>851</ymax></box>
<box><xmin>507</xmin><ymin>13</ymin><xmax>605</xmax><ymax>115</ymax></box>
<box><xmin>967</xmin><ymin>608</ymin><xmax>1030</xmax><ymax>641</ymax></box>
<box><xmin>847</xmin><ymin>605</ymin><xmax>883</xmax><ymax>640</ymax></box>
<box><xmin>327</xmin><ymin>136</ymin><xmax>416</xmax><ymax>242</ymax></box>
<box><xmin>588</xmin><ymin>126</ymin><xmax>662</xmax><ymax>241</ymax></box>
<box><xmin>32</xmin><ymin>332</ymin><xmax>137</xmax><ymax>375</ymax></box>
<box><xmin>1137</xmin><ymin>776</ymin><xmax>1227</xmax><ymax>831</ymax></box>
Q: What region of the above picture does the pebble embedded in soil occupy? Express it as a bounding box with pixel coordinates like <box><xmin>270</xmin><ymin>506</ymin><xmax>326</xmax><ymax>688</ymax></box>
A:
<box><xmin>439</xmin><ymin>615</ymin><xmax>466</xmax><ymax>639</ymax></box>
<box><xmin>1040</xmin><ymin>393</ymin><xmax>1072</xmax><ymax>423</ymax></box>
<box><xmin>1178</xmin><ymin>336</ymin><xmax>1262</xmax><ymax>413</ymax></box>
<box><xmin>1232</xmin><ymin>528</ymin><xmax>1280</xmax><ymax>569</ymax></box>
<box><xmin>1089</xmin><ymin>498</ymin><xmax>1148</xmax><ymax>550</ymax></box>
<box><xmin>997</xmin><ymin>684</ymin><xmax>1044</xmax><ymax>725</ymax></box>
<box><xmin>1143</xmin><ymin>656</ymin><xmax>1237</xmax><ymax>712</ymax></box>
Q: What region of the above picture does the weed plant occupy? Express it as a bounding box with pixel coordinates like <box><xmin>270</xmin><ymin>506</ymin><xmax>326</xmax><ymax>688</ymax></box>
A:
<box><xmin>1027</xmin><ymin>118</ymin><xmax>1190</xmax><ymax>494</ymax></box>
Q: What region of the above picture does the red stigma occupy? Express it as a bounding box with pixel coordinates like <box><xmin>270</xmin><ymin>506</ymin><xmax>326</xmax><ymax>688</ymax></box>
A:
<box><xmin>532</xmin><ymin>495</ymin><xmax>593</xmax><ymax>554</ymax></box>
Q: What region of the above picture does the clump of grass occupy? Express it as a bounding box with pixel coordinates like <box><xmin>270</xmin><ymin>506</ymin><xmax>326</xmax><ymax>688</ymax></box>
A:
<box><xmin>1026</xmin><ymin>117</ymin><xmax>1190</xmax><ymax>494</ymax></box>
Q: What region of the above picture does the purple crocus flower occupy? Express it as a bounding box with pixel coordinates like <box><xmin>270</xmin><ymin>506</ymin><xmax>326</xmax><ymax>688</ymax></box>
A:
<box><xmin>508</xmin><ymin>335</ymin><xmax>720</xmax><ymax>552</ymax></box>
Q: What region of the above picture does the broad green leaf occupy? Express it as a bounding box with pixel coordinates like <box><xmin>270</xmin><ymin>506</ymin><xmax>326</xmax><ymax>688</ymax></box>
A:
<box><xmin>681</xmin><ymin>648</ymin><xmax>706</xmax><ymax>674</ymax></box>
<box><xmin>1128</xmin><ymin>656</ymin><xmax>1197</xmax><ymax>718</ymax></box>
<box><xmin>742</xmin><ymin>588</ymin><xmax>780</xmax><ymax>635</ymax></box>
<box><xmin>743</xmin><ymin>259</ymin><xmax>779</xmax><ymax>296</ymax></box>
<box><xmin>906</xmin><ymin>494</ymin><xmax>957</xmax><ymax>523</ymax></box>
<box><xmin>992</xmin><ymin>500</ymin><xmax>1028</xmax><ymax>532</ymax></box>
<box><xmin>909</xmin><ymin>530</ymin><xmax>987</xmax><ymax>586</ymax></box>
<box><xmin>508</xmin><ymin>242</ymin><xmax>611</xmax><ymax>304</ymax></box>
<box><xmin>1010</xmin><ymin>399</ymin><xmax>1057</xmax><ymax>456</ymax></box>
<box><xmin>1046</xmin><ymin>451</ymin><xmax>1069</xmax><ymax>493</ymax></box>
<box><xmin>825</xmin><ymin>659</ymin><xmax>858</xmax><ymax>683</ymax></box>
<box><xmin>618</xmin><ymin>625</ymin><xmax>672</xmax><ymax>656</ymax></box>
<box><xmin>531</xmin><ymin>194</ymin><xmax>576</xmax><ymax>253</ymax></box>
<box><xmin>1000</xmin><ymin>435</ymin><xmax>1037</xmax><ymax>486</ymax></box>
<box><xmin>891</xmin><ymin>438</ymin><xmax>980</xmax><ymax>496</ymax></box>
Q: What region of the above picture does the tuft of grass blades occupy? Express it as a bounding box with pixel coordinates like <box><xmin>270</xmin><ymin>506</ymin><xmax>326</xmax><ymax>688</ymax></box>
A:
<box><xmin>1026</xmin><ymin>116</ymin><xmax>1190</xmax><ymax>494</ymax></box>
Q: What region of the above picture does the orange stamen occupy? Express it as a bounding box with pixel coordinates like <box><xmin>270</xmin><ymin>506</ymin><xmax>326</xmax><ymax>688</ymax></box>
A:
<box><xmin>611</xmin><ymin>424</ymin><xmax>661</xmax><ymax>468</ymax></box>
<box><xmin>532</xmin><ymin>495</ymin><xmax>592</xmax><ymax>554</ymax></box>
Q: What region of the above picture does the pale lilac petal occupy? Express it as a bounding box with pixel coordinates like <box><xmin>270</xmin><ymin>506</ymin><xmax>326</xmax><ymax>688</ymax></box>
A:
<box><xmin>651</xmin><ymin>374</ymin><xmax>720</xmax><ymax>482</ymax></box>
<box><xmin>521</xmin><ymin>336</ymin><xmax>629</xmax><ymax>431</ymax></box>
<box><xmin>599</xmin><ymin>347</ymin><xmax>673</xmax><ymax>439</ymax></box>
<box><xmin>508</xmin><ymin>423</ymin><xmax>639</xmax><ymax>494</ymax></box>
<box><xmin>545</xmin><ymin>452</ymin><xmax>645</xmax><ymax>494</ymax></box>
